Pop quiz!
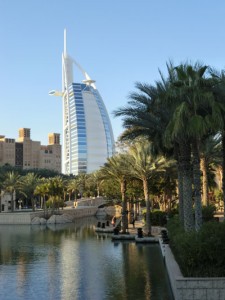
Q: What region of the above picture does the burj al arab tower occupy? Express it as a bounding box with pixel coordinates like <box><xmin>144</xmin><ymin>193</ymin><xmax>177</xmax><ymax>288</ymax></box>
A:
<box><xmin>50</xmin><ymin>30</ymin><xmax>115</xmax><ymax>175</ymax></box>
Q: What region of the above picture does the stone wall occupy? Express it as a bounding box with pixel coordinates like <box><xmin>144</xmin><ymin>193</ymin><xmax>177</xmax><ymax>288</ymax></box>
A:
<box><xmin>160</xmin><ymin>238</ymin><xmax>225</xmax><ymax>300</ymax></box>
<box><xmin>59</xmin><ymin>207</ymin><xmax>98</xmax><ymax>220</ymax></box>
<box><xmin>76</xmin><ymin>197</ymin><xmax>106</xmax><ymax>207</ymax></box>
<box><xmin>0</xmin><ymin>207</ymin><xmax>98</xmax><ymax>225</ymax></box>
<box><xmin>0</xmin><ymin>213</ymin><xmax>31</xmax><ymax>224</ymax></box>
<box><xmin>176</xmin><ymin>278</ymin><xmax>225</xmax><ymax>300</ymax></box>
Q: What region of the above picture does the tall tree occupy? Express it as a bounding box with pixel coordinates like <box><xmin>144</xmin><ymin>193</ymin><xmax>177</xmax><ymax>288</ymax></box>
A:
<box><xmin>2</xmin><ymin>171</ymin><xmax>21</xmax><ymax>212</ymax></box>
<box><xmin>67</xmin><ymin>177</ymin><xmax>79</xmax><ymax>201</ymax></box>
<box><xmin>77</xmin><ymin>174</ymin><xmax>89</xmax><ymax>198</ymax></box>
<box><xmin>113</xmin><ymin>66</ymin><xmax>188</xmax><ymax>227</ymax></box>
<box><xmin>47</xmin><ymin>176</ymin><xmax>65</xmax><ymax>211</ymax></box>
<box><xmin>114</xmin><ymin>61</ymin><xmax>222</xmax><ymax>232</ymax></box>
<box><xmin>20</xmin><ymin>173</ymin><xmax>40</xmax><ymax>211</ymax></box>
<box><xmin>167</xmin><ymin>63</ymin><xmax>222</xmax><ymax>230</ymax></box>
<box><xmin>199</xmin><ymin>135</ymin><xmax>221</xmax><ymax>206</ymax></box>
<box><xmin>209</xmin><ymin>68</ymin><xmax>225</xmax><ymax>217</ymax></box>
<box><xmin>85</xmin><ymin>171</ymin><xmax>105</xmax><ymax>198</ymax></box>
<box><xmin>100</xmin><ymin>154</ymin><xmax>130</xmax><ymax>233</ymax></box>
<box><xmin>34</xmin><ymin>178</ymin><xmax>49</xmax><ymax>213</ymax></box>
<box><xmin>127</xmin><ymin>140</ymin><xmax>167</xmax><ymax>235</ymax></box>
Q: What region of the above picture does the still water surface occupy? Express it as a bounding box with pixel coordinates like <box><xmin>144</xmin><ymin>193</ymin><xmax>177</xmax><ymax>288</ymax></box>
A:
<box><xmin>0</xmin><ymin>217</ymin><xmax>173</xmax><ymax>300</ymax></box>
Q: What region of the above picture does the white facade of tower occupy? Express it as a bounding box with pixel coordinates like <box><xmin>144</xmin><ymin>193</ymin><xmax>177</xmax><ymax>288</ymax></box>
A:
<box><xmin>61</xmin><ymin>30</ymin><xmax>114</xmax><ymax>175</ymax></box>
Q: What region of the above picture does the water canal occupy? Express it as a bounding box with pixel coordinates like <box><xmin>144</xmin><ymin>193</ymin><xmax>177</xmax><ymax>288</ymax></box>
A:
<box><xmin>0</xmin><ymin>217</ymin><xmax>173</xmax><ymax>300</ymax></box>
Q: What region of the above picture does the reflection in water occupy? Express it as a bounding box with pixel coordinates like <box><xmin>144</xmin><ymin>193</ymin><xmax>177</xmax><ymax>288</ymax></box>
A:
<box><xmin>0</xmin><ymin>217</ymin><xmax>173</xmax><ymax>300</ymax></box>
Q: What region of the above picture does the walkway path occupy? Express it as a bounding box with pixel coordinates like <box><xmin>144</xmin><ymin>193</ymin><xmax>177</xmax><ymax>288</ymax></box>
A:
<box><xmin>128</xmin><ymin>218</ymin><xmax>144</xmax><ymax>234</ymax></box>
<box><xmin>127</xmin><ymin>218</ymin><xmax>163</xmax><ymax>236</ymax></box>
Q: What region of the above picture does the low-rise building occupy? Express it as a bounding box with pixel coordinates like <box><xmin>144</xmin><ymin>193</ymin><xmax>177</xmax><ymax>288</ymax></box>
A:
<box><xmin>0</xmin><ymin>129</ymin><xmax>61</xmax><ymax>173</ymax></box>
<box><xmin>1</xmin><ymin>191</ymin><xmax>15</xmax><ymax>212</ymax></box>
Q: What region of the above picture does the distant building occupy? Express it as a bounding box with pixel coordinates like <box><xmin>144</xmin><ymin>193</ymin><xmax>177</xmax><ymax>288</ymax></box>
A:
<box><xmin>0</xmin><ymin>129</ymin><xmax>61</xmax><ymax>173</ymax></box>
<box><xmin>40</xmin><ymin>133</ymin><xmax>61</xmax><ymax>171</ymax></box>
<box><xmin>0</xmin><ymin>135</ymin><xmax>15</xmax><ymax>166</ymax></box>
<box><xmin>1</xmin><ymin>191</ymin><xmax>15</xmax><ymax>212</ymax></box>
<box><xmin>50</xmin><ymin>30</ymin><xmax>115</xmax><ymax>175</ymax></box>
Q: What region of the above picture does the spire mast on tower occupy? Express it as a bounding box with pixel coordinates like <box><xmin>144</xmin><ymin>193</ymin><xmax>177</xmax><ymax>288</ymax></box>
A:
<box><xmin>64</xmin><ymin>28</ymin><xmax>67</xmax><ymax>55</ymax></box>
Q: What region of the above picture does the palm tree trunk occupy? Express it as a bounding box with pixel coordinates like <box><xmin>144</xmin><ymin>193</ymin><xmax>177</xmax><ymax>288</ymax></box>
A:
<box><xmin>43</xmin><ymin>195</ymin><xmax>46</xmax><ymax>217</ymax></box>
<box><xmin>175</xmin><ymin>143</ymin><xmax>184</xmax><ymax>226</ymax></box>
<box><xmin>121</xmin><ymin>179</ymin><xmax>128</xmax><ymax>233</ymax></box>
<box><xmin>177</xmin><ymin>164</ymin><xmax>184</xmax><ymax>226</ymax></box>
<box><xmin>222</xmin><ymin>132</ymin><xmax>225</xmax><ymax>218</ymax></box>
<box><xmin>192</xmin><ymin>140</ymin><xmax>202</xmax><ymax>231</ymax></box>
<box><xmin>11</xmin><ymin>193</ymin><xmax>14</xmax><ymax>212</ymax></box>
<box><xmin>97</xmin><ymin>183</ymin><xmax>100</xmax><ymax>197</ymax></box>
<box><xmin>200</xmin><ymin>156</ymin><xmax>209</xmax><ymax>206</ymax></box>
<box><xmin>128</xmin><ymin>200</ymin><xmax>132</xmax><ymax>224</ymax></box>
<box><xmin>134</xmin><ymin>200</ymin><xmax>137</xmax><ymax>220</ymax></box>
<box><xmin>143</xmin><ymin>178</ymin><xmax>151</xmax><ymax>236</ymax></box>
<box><xmin>166</xmin><ymin>188</ymin><xmax>172</xmax><ymax>211</ymax></box>
<box><xmin>179</xmin><ymin>141</ymin><xmax>194</xmax><ymax>232</ymax></box>
<box><xmin>31</xmin><ymin>197</ymin><xmax>35</xmax><ymax>212</ymax></box>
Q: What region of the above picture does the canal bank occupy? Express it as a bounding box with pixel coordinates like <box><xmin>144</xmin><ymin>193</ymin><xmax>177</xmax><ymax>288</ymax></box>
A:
<box><xmin>107</xmin><ymin>218</ymin><xmax>225</xmax><ymax>300</ymax></box>
<box><xmin>160</xmin><ymin>239</ymin><xmax>225</xmax><ymax>300</ymax></box>
<box><xmin>129</xmin><ymin>221</ymin><xmax>225</xmax><ymax>300</ymax></box>
<box><xmin>128</xmin><ymin>219</ymin><xmax>225</xmax><ymax>300</ymax></box>
<box><xmin>0</xmin><ymin>207</ymin><xmax>98</xmax><ymax>224</ymax></box>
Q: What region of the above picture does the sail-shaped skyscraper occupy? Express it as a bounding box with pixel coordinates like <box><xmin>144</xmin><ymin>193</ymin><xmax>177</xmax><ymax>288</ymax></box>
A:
<box><xmin>50</xmin><ymin>30</ymin><xmax>115</xmax><ymax>175</ymax></box>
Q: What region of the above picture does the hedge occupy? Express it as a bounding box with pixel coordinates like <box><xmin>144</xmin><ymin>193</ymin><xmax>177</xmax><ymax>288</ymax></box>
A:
<box><xmin>167</xmin><ymin>217</ymin><xmax>225</xmax><ymax>277</ymax></box>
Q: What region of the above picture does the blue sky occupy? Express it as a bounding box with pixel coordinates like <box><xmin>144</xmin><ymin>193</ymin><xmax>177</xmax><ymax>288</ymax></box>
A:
<box><xmin>1</xmin><ymin>0</ymin><xmax>225</xmax><ymax>144</ymax></box>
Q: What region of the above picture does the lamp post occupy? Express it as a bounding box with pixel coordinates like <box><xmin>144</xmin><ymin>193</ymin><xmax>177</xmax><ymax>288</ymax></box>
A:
<box><xmin>18</xmin><ymin>199</ymin><xmax>22</xmax><ymax>210</ymax></box>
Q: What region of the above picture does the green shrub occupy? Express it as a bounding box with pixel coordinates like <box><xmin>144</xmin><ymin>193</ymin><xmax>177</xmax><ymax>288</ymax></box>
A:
<box><xmin>151</xmin><ymin>210</ymin><xmax>167</xmax><ymax>226</ymax></box>
<box><xmin>167</xmin><ymin>208</ymin><xmax>178</xmax><ymax>219</ymax></box>
<box><xmin>142</xmin><ymin>209</ymin><xmax>167</xmax><ymax>226</ymax></box>
<box><xmin>167</xmin><ymin>218</ymin><xmax>225</xmax><ymax>277</ymax></box>
<box><xmin>202</xmin><ymin>205</ymin><xmax>216</xmax><ymax>222</ymax></box>
<box><xmin>46</xmin><ymin>197</ymin><xmax>64</xmax><ymax>209</ymax></box>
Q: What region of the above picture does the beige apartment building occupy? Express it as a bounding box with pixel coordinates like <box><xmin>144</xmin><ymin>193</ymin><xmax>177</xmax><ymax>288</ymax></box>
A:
<box><xmin>0</xmin><ymin>128</ymin><xmax>61</xmax><ymax>173</ymax></box>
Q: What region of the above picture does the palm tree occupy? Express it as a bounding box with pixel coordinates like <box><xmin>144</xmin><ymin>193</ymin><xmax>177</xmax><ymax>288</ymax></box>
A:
<box><xmin>167</xmin><ymin>63</ymin><xmax>222</xmax><ymax>230</ymax></box>
<box><xmin>20</xmin><ymin>173</ymin><xmax>40</xmax><ymax>211</ymax></box>
<box><xmin>34</xmin><ymin>178</ymin><xmax>49</xmax><ymax>213</ymax></box>
<box><xmin>209</xmin><ymin>68</ymin><xmax>225</xmax><ymax>216</ymax></box>
<box><xmin>100</xmin><ymin>154</ymin><xmax>130</xmax><ymax>233</ymax></box>
<box><xmin>0</xmin><ymin>177</ymin><xmax>4</xmax><ymax>213</ymax></box>
<box><xmin>2</xmin><ymin>171</ymin><xmax>21</xmax><ymax>212</ymax></box>
<box><xmin>67</xmin><ymin>177</ymin><xmax>79</xmax><ymax>201</ymax></box>
<box><xmin>47</xmin><ymin>176</ymin><xmax>65</xmax><ymax>211</ymax></box>
<box><xmin>127</xmin><ymin>140</ymin><xmax>167</xmax><ymax>235</ymax></box>
<box><xmin>114</xmin><ymin>61</ymin><xmax>222</xmax><ymax>232</ymax></box>
<box><xmin>113</xmin><ymin>67</ymin><xmax>188</xmax><ymax>227</ymax></box>
<box><xmin>199</xmin><ymin>135</ymin><xmax>222</xmax><ymax>206</ymax></box>
<box><xmin>77</xmin><ymin>173</ymin><xmax>89</xmax><ymax>198</ymax></box>
<box><xmin>114</xmin><ymin>80</ymin><xmax>172</xmax><ymax>156</ymax></box>
<box><xmin>88</xmin><ymin>171</ymin><xmax>105</xmax><ymax>197</ymax></box>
